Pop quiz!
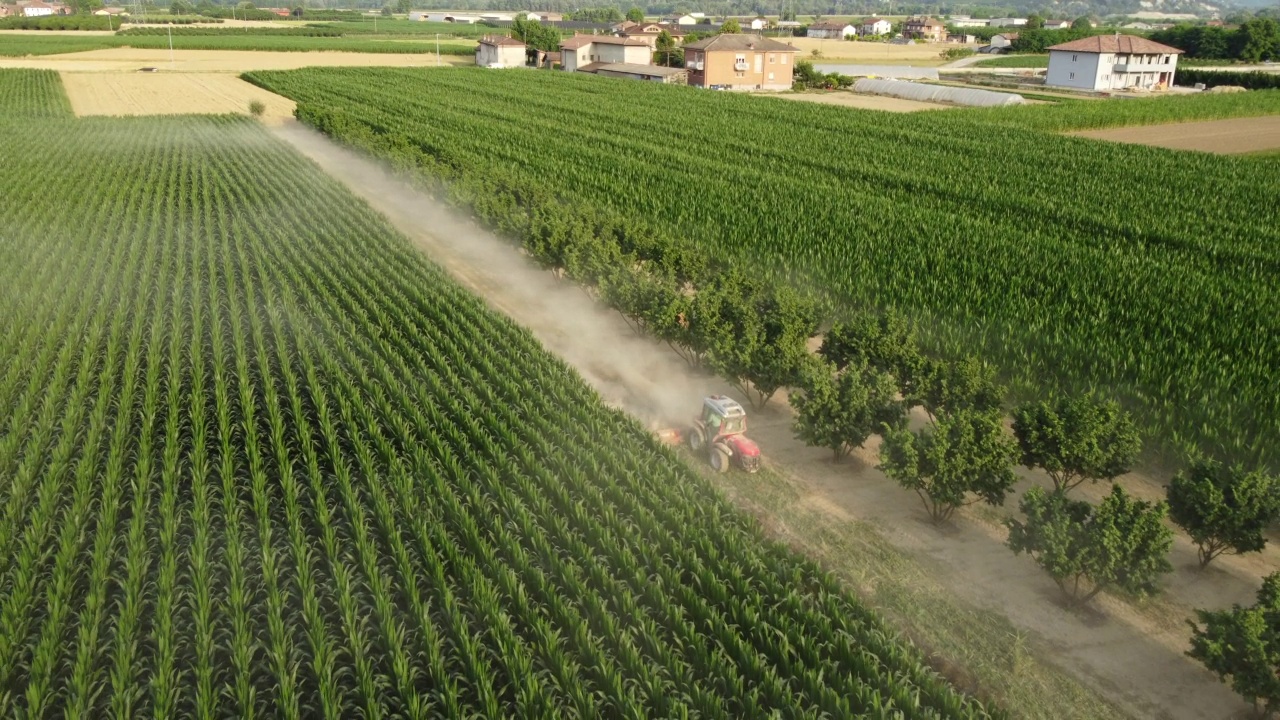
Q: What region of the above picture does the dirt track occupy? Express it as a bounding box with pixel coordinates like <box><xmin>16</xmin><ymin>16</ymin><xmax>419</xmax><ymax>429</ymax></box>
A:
<box><xmin>274</xmin><ymin>120</ymin><xmax>1264</xmax><ymax>720</ymax></box>
<box><xmin>1072</xmin><ymin>115</ymin><xmax>1280</xmax><ymax>154</ymax></box>
<box><xmin>0</xmin><ymin>47</ymin><xmax>470</xmax><ymax>73</ymax></box>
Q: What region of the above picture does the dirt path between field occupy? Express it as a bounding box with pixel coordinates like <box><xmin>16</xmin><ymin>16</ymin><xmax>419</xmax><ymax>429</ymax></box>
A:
<box><xmin>274</xmin><ymin>120</ymin><xmax>1257</xmax><ymax>720</ymax></box>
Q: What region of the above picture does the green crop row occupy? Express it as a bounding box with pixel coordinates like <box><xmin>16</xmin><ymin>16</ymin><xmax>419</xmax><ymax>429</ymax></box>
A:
<box><xmin>0</xmin><ymin>70</ymin><xmax>996</xmax><ymax>719</ymax></box>
<box><xmin>0</xmin><ymin>69</ymin><xmax>73</xmax><ymax>117</ymax></box>
<box><xmin>0</xmin><ymin>32</ymin><xmax>475</xmax><ymax>56</ymax></box>
<box><xmin>246</xmin><ymin>67</ymin><xmax>1280</xmax><ymax>471</ymax></box>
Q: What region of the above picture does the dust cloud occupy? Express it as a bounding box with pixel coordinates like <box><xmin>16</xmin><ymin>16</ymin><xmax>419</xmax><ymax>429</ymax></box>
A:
<box><xmin>273</xmin><ymin>121</ymin><xmax>723</xmax><ymax>431</ymax></box>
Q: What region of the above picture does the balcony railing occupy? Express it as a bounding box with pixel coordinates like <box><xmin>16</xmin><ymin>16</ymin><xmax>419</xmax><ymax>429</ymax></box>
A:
<box><xmin>1114</xmin><ymin>62</ymin><xmax>1175</xmax><ymax>73</ymax></box>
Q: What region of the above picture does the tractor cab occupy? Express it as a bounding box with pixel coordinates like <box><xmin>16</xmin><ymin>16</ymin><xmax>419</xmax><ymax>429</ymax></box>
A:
<box><xmin>689</xmin><ymin>395</ymin><xmax>760</xmax><ymax>473</ymax></box>
<box><xmin>701</xmin><ymin>396</ymin><xmax>746</xmax><ymax>441</ymax></box>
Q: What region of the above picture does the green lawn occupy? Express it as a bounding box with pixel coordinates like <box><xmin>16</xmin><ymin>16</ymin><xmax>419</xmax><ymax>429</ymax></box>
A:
<box><xmin>972</xmin><ymin>55</ymin><xmax>1049</xmax><ymax>68</ymax></box>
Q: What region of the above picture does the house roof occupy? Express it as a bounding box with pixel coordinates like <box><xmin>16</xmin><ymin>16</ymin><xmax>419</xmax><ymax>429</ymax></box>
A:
<box><xmin>479</xmin><ymin>35</ymin><xmax>525</xmax><ymax>47</ymax></box>
<box><xmin>1048</xmin><ymin>35</ymin><xmax>1183</xmax><ymax>54</ymax></box>
<box><xmin>993</xmin><ymin>32</ymin><xmax>1019</xmax><ymax>39</ymax></box>
<box><xmin>908</xmin><ymin>16</ymin><xmax>945</xmax><ymax>27</ymax></box>
<box><xmin>625</xmin><ymin>26</ymin><xmax>685</xmax><ymax>37</ymax></box>
<box><xmin>594</xmin><ymin>62</ymin><xmax>686</xmax><ymax>77</ymax></box>
<box><xmin>683</xmin><ymin>33</ymin><xmax>796</xmax><ymax>52</ymax></box>
<box><xmin>862</xmin><ymin>17</ymin><xmax>886</xmax><ymax>23</ymax></box>
<box><xmin>810</xmin><ymin>20</ymin><xmax>852</xmax><ymax>30</ymax></box>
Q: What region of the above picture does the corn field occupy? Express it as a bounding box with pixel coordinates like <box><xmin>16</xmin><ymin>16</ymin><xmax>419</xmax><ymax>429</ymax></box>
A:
<box><xmin>246</xmin><ymin>68</ymin><xmax>1280</xmax><ymax>471</ymax></box>
<box><xmin>0</xmin><ymin>70</ymin><xmax>998</xmax><ymax>718</ymax></box>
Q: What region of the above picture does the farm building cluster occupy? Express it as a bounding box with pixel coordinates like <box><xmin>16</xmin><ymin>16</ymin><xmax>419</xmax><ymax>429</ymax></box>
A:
<box><xmin>477</xmin><ymin>31</ymin><xmax>798</xmax><ymax>91</ymax></box>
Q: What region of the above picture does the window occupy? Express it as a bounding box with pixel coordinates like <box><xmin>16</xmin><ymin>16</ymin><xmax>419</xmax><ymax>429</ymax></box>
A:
<box><xmin>768</xmin><ymin>72</ymin><xmax>774</xmax><ymax>80</ymax></box>
<box><xmin>781</xmin><ymin>54</ymin><xmax>787</xmax><ymax>64</ymax></box>
<box><xmin>768</xmin><ymin>53</ymin><xmax>775</xmax><ymax>63</ymax></box>
<box><xmin>1071</xmin><ymin>54</ymin><xmax>1077</xmax><ymax>62</ymax></box>
<box><xmin>1069</xmin><ymin>71</ymin><xmax>1075</xmax><ymax>79</ymax></box>
<box><xmin>735</xmin><ymin>71</ymin><xmax>744</xmax><ymax>77</ymax></box>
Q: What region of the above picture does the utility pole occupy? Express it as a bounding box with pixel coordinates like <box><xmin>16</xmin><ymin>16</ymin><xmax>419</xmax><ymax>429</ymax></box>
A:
<box><xmin>436</xmin><ymin>32</ymin><xmax>440</xmax><ymax>65</ymax></box>
<box><xmin>168</xmin><ymin>23</ymin><xmax>174</xmax><ymax>66</ymax></box>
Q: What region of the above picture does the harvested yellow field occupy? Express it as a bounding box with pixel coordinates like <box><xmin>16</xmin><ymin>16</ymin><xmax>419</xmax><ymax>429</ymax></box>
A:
<box><xmin>1072</xmin><ymin>115</ymin><xmax>1280</xmax><ymax>154</ymax></box>
<box><xmin>60</xmin><ymin>72</ymin><xmax>296</xmax><ymax>123</ymax></box>
<box><xmin>785</xmin><ymin>38</ymin><xmax>956</xmax><ymax>66</ymax></box>
<box><xmin>0</xmin><ymin>47</ymin><xmax>470</xmax><ymax>73</ymax></box>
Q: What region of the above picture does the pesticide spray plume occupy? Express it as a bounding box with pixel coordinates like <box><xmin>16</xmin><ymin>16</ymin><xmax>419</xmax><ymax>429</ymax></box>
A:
<box><xmin>274</xmin><ymin>121</ymin><xmax>719</xmax><ymax>433</ymax></box>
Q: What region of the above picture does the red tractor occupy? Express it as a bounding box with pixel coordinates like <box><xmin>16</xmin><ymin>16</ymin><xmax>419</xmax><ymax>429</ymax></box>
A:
<box><xmin>687</xmin><ymin>395</ymin><xmax>761</xmax><ymax>473</ymax></box>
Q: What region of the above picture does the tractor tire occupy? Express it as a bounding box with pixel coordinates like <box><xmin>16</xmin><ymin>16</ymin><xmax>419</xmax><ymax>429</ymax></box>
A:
<box><xmin>711</xmin><ymin>447</ymin><xmax>731</xmax><ymax>473</ymax></box>
<box><xmin>688</xmin><ymin>427</ymin><xmax>706</xmax><ymax>452</ymax></box>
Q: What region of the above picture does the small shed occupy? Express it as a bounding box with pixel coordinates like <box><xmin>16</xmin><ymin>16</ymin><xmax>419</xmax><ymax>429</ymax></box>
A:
<box><xmin>592</xmin><ymin>62</ymin><xmax>688</xmax><ymax>84</ymax></box>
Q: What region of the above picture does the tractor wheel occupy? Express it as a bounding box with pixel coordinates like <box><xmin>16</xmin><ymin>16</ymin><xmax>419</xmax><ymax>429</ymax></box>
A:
<box><xmin>688</xmin><ymin>427</ymin><xmax>706</xmax><ymax>452</ymax></box>
<box><xmin>711</xmin><ymin>447</ymin><xmax>730</xmax><ymax>473</ymax></box>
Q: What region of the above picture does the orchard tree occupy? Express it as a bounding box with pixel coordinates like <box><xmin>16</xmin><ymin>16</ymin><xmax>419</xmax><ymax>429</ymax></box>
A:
<box><xmin>819</xmin><ymin>308</ymin><xmax>922</xmax><ymax>382</ymax></box>
<box><xmin>1167</xmin><ymin>459</ymin><xmax>1280</xmax><ymax>568</ymax></box>
<box><xmin>1189</xmin><ymin>573</ymin><xmax>1280</xmax><ymax>717</ymax></box>
<box><xmin>1011</xmin><ymin>395</ymin><xmax>1141</xmax><ymax>494</ymax></box>
<box><xmin>1025</xmin><ymin>13</ymin><xmax>1044</xmax><ymax>29</ymax></box>
<box><xmin>1007</xmin><ymin>485</ymin><xmax>1173</xmax><ymax>607</ymax></box>
<box><xmin>793</xmin><ymin>358</ymin><xmax>903</xmax><ymax>462</ymax></box>
<box><xmin>707</xmin><ymin>282</ymin><xmax>817</xmax><ymax>409</ymax></box>
<box><xmin>907</xmin><ymin>355</ymin><xmax>1004</xmax><ymax>421</ymax></box>
<box><xmin>1071</xmin><ymin>16</ymin><xmax>1092</xmax><ymax>30</ymax></box>
<box><xmin>879</xmin><ymin>408</ymin><xmax>1018</xmax><ymax>524</ymax></box>
<box><xmin>721</xmin><ymin>18</ymin><xmax>741</xmax><ymax>33</ymax></box>
<box><xmin>626</xmin><ymin>6</ymin><xmax>643</xmax><ymax>22</ymax></box>
<box><xmin>655</xmin><ymin>29</ymin><xmax>682</xmax><ymax>66</ymax></box>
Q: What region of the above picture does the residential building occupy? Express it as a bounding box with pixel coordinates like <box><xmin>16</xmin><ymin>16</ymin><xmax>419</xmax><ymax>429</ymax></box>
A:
<box><xmin>1046</xmin><ymin>34</ymin><xmax>1181</xmax><ymax>91</ymax></box>
<box><xmin>622</xmin><ymin>22</ymin><xmax>686</xmax><ymax>48</ymax></box>
<box><xmin>987</xmin><ymin>17</ymin><xmax>1028</xmax><ymax>27</ymax></box>
<box><xmin>20</xmin><ymin>0</ymin><xmax>54</xmax><ymax>16</ymax></box>
<box><xmin>950</xmin><ymin>17</ymin><xmax>989</xmax><ymax>28</ymax></box>
<box><xmin>667</xmin><ymin>13</ymin><xmax>697</xmax><ymax>25</ymax></box>
<box><xmin>422</xmin><ymin>12</ymin><xmax>479</xmax><ymax>23</ymax></box>
<box><xmin>807</xmin><ymin>21</ymin><xmax>856</xmax><ymax>39</ymax></box>
<box><xmin>533</xmin><ymin>12</ymin><xmax>562</xmax><ymax>22</ymax></box>
<box><xmin>946</xmin><ymin>33</ymin><xmax>976</xmax><ymax>44</ymax></box>
<box><xmin>476</xmin><ymin>35</ymin><xmax>526</xmax><ymax>68</ymax></box>
<box><xmin>93</xmin><ymin>6</ymin><xmax>126</xmax><ymax>14</ymax></box>
<box><xmin>989</xmin><ymin>32</ymin><xmax>1019</xmax><ymax>48</ymax></box>
<box><xmin>683</xmin><ymin>34</ymin><xmax>796</xmax><ymax>90</ymax></box>
<box><xmin>776</xmin><ymin>20</ymin><xmax>801</xmax><ymax>28</ymax></box>
<box><xmin>1043</xmin><ymin>19</ymin><xmax>1071</xmax><ymax>29</ymax></box>
<box><xmin>860</xmin><ymin>17</ymin><xmax>892</xmax><ymax>35</ymax></box>
<box><xmin>904</xmin><ymin>16</ymin><xmax>946</xmax><ymax>42</ymax></box>
<box><xmin>591</xmin><ymin>63</ymin><xmax>687</xmax><ymax>83</ymax></box>
<box><xmin>749</xmin><ymin>16</ymin><xmax>768</xmax><ymax>30</ymax></box>
<box><xmin>612</xmin><ymin>19</ymin><xmax>640</xmax><ymax>32</ymax></box>
<box><xmin>560</xmin><ymin>35</ymin><xmax>651</xmax><ymax>72</ymax></box>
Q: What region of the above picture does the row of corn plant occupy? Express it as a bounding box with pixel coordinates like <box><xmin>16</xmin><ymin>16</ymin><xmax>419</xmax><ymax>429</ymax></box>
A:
<box><xmin>0</xmin><ymin>86</ymin><xmax>999</xmax><ymax>719</ymax></box>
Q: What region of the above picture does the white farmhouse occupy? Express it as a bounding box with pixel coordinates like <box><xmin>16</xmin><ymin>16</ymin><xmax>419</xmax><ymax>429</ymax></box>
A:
<box><xmin>989</xmin><ymin>33</ymin><xmax>1019</xmax><ymax>48</ymax></box>
<box><xmin>21</xmin><ymin>0</ymin><xmax>54</xmax><ymax>16</ymax></box>
<box><xmin>807</xmin><ymin>21</ymin><xmax>856</xmax><ymax>39</ymax></box>
<box><xmin>668</xmin><ymin>13</ymin><xmax>696</xmax><ymax>25</ymax></box>
<box><xmin>1046</xmin><ymin>35</ymin><xmax>1181</xmax><ymax>91</ymax></box>
<box><xmin>560</xmin><ymin>35</ymin><xmax>651</xmax><ymax>72</ymax></box>
<box><xmin>749</xmin><ymin>16</ymin><xmax>768</xmax><ymax>30</ymax></box>
<box><xmin>475</xmin><ymin>35</ymin><xmax>526</xmax><ymax>68</ymax></box>
<box><xmin>860</xmin><ymin>17</ymin><xmax>892</xmax><ymax>36</ymax></box>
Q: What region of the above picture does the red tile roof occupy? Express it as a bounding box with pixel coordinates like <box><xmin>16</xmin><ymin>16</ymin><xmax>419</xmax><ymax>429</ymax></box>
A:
<box><xmin>479</xmin><ymin>35</ymin><xmax>525</xmax><ymax>47</ymax></box>
<box><xmin>1048</xmin><ymin>34</ymin><xmax>1183</xmax><ymax>54</ymax></box>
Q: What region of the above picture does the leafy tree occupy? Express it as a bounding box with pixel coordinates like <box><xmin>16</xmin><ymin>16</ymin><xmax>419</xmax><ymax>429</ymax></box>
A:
<box><xmin>170</xmin><ymin>0</ymin><xmax>193</xmax><ymax>13</ymax></box>
<box><xmin>1233</xmin><ymin>18</ymin><xmax>1280</xmax><ymax>62</ymax></box>
<box><xmin>820</xmin><ymin>309</ymin><xmax>922</xmax><ymax>383</ymax></box>
<box><xmin>1188</xmin><ymin>573</ymin><xmax>1280</xmax><ymax>718</ymax></box>
<box><xmin>1011</xmin><ymin>395</ymin><xmax>1140</xmax><ymax>494</ymax></box>
<box><xmin>654</xmin><ymin>29</ymin><xmax>682</xmax><ymax>66</ymax></box>
<box><xmin>1007</xmin><ymin>485</ymin><xmax>1173</xmax><ymax>607</ymax></box>
<box><xmin>1167</xmin><ymin>459</ymin><xmax>1280</xmax><ymax>568</ymax></box>
<box><xmin>626</xmin><ymin>6</ymin><xmax>643</xmax><ymax>22</ymax></box>
<box><xmin>1025</xmin><ymin>13</ymin><xmax>1044</xmax><ymax>29</ymax></box>
<box><xmin>380</xmin><ymin>5</ymin><xmax>391</xmax><ymax>16</ymax></box>
<box><xmin>1071</xmin><ymin>16</ymin><xmax>1092</xmax><ymax>30</ymax></box>
<box><xmin>706</xmin><ymin>281</ymin><xmax>817</xmax><ymax>409</ymax></box>
<box><xmin>907</xmin><ymin>355</ymin><xmax>1003</xmax><ymax>421</ymax></box>
<box><xmin>511</xmin><ymin>17</ymin><xmax>562</xmax><ymax>53</ymax></box>
<box><xmin>720</xmin><ymin>18</ymin><xmax>740</xmax><ymax>33</ymax></box>
<box><xmin>396</xmin><ymin>0</ymin><xmax>410</xmax><ymax>14</ymax></box>
<box><xmin>793</xmin><ymin>358</ymin><xmax>903</xmax><ymax>462</ymax></box>
<box><xmin>879</xmin><ymin>408</ymin><xmax>1018</xmax><ymax>524</ymax></box>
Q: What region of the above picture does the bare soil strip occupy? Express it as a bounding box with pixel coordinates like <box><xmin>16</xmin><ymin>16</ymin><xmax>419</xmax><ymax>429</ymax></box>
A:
<box><xmin>60</xmin><ymin>71</ymin><xmax>296</xmax><ymax>123</ymax></box>
<box><xmin>1072</xmin><ymin>115</ymin><xmax>1280</xmax><ymax>154</ymax></box>
<box><xmin>274</xmin><ymin>120</ymin><xmax>1259</xmax><ymax>720</ymax></box>
<box><xmin>769</xmin><ymin>90</ymin><xmax>950</xmax><ymax>112</ymax></box>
